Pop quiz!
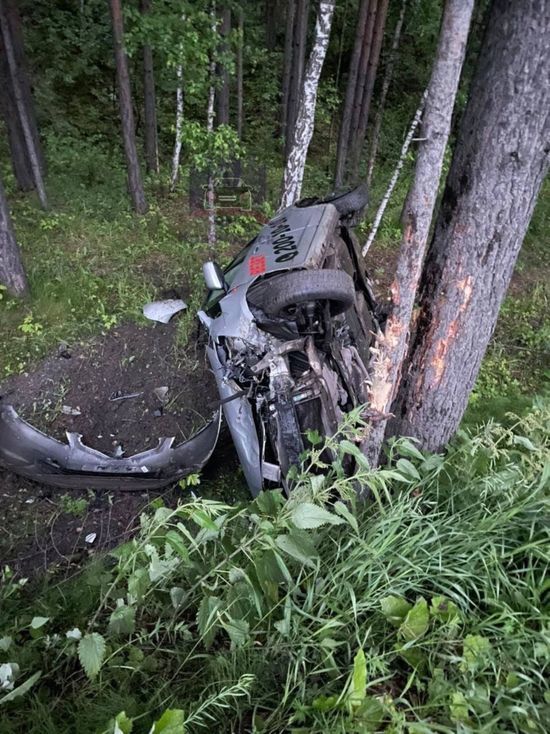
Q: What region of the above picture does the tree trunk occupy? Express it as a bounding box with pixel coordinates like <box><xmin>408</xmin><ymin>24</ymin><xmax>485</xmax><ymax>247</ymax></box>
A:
<box><xmin>110</xmin><ymin>0</ymin><xmax>147</xmax><ymax>214</ymax></box>
<box><xmin>281</xmin><ymin>0</ymin><xmax>297</xmax><ymax>141</ymax></box>
<box><xmin>362</xmin><ymin>0</ymin><xmax>474</xmax><ymax>466</ymax></box>
<box><xmin>0</xmin><ymin>0</ymin><xmax>47</xmax><ymax>208</ymax></box>
<box><xmin>140</xmin><ymin>0</ymin><xmax>159</xmax><ymax>175</ymax></box>
<box><xmin>348</xmin><ymin>0</ymin><xmax>389</xmax><ymax>181</ymax></box>
<box><xmin>0</xmin><ymin>44</ymin><xmax>33</xmax><ymax>190</ymax></box>
<box><xmin>334</xmin><ymin>0</ymin><xmax>370</xmax><ymax>188</ymax></box>
<box><xmin>170</xmin><ymin>63</ymin><xmax>184</xmax><ymax>191</ymax></box>
<box><xmin>366</xmin><ymin>0</ymin><xmax>406</xmax><ymax>186</ymax></box>
<box><xmin>280</xmin><ymin>0</ymin><xmax>335</xmax><ymax>210</ymax></box>
<box><xmin>285</xmin><ymin>0</ymin><xmax>309</xmax><ymax>157</ymax></box>
<box><xmin>0</xmin><ymin>175</ymin><xmax>28</xmax><ymax>298</ymax></box>
<box><xmin>207</xmin><ymin>4</ymin><xmax>217</xmax><ymax>248</ymax></box>
<box><xmin>347</xmin><ymin>0</ymin><xmax>377</xmax><ymax>180</ymax></box>
<box><xmin>265</xmin><ymin>0</ymin><xmax>278</xmax><ymax>51</ymax></box>
<box><xmin>392</xmin><ymin>0</ymin><xmax>550</xmax><ymax>452</ymax></box>
<box><xmin>215</xmin><ymin>6</ymin><xmax>231</xmax><ymax>127</ymax></box>
<box><xmin>236</xmin><ymin>7</ymin><xmax>244</xmax><ymax>141</ymax></box>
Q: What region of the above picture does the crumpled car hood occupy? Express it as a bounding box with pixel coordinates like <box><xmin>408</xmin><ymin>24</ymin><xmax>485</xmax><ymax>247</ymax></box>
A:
<box><xmin>0</xmin><ymin>403</ymin><xmax>221</xmax><ymax>490</ymax></box>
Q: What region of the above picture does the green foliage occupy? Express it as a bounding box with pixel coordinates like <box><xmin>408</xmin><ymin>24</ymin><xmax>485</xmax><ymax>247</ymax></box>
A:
<box><xmin>0</xmin><ymin>403</ymin><xmax>548</xmax><ymax>732</ymax></box>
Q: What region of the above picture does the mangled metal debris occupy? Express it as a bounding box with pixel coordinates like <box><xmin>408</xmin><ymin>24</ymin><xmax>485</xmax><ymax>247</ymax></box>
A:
<box><xmin>143</xmin><ymin>299</ymin><xmax>187</xmax><ymax>324</ymax></box>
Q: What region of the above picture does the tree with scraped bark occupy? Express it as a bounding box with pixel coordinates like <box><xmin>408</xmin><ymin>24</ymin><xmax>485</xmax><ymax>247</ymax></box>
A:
<box><xmin>362</xmin><ymin>0</ymin><xmax>475</xmax><ymax>466</ymax></box>
<box><xmin>280</xmin><ymin>0</ymin><xmax>336</xmax><ymax>210</ymax></box>
<box><xmin>0</xmin><ymin>174</ymin><xmax>28</xmax><ymax>298</ymax></box>
<box><xmin>388</xmin><ymin>0</ymin><xmax>550</xmax><ymax>453</ymax></box>
<box><xmin>109</xmin><ymin>0</ymin><xmax>148</xmax><ymax>215</ymax></box>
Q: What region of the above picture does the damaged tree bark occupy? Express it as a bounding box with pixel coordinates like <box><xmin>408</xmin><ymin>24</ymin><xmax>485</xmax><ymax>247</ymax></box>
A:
<box><xmin>280</xmin><ymin>0</ymin><xmax>335</xmax><ymax>210</ymax></box>
<box><xmin>392</xmin><ymin>0</ymin><xmax>550</xmax><ymax>451</ymax></box>
<box><xmin>0</xmin><ymin>175</ymin><xmax>28</xmax><ymax>298</ymax></box>
<box><xmin>363</xmin><ymin>0</ymin><xmax>474</xmax><ymax>465</ymax></box>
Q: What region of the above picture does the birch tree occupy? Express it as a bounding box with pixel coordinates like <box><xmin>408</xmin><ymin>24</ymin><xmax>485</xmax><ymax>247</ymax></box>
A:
<box><xmin>280</xmin><ymin>0</ymin><xmax>335</xmax><ymax>210</ymax></box>
<box><xmin>170</xmin><ymin>62</ymin><xmax>184</xmax><ymax>191</ymax></box>
<box><xmin>362</xmin><ymin>0</ymin><xmax>475</xmax><ymax>465</ymax></box>
<box><xmin>0</xmin><ymin>175</ymin><xmax>28</xmax><ymax>298</ymax></box>
<box><xmin>392</xmin><ymin>0</ymin><xmax>550</xmax><ymax>451</ymax></box>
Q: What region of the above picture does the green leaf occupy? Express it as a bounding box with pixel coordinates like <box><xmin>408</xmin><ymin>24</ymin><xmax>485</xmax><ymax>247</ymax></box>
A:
<box><xmin>127</xmin><ymin>567</ymin><xmax>150</xmax><ymax>602</ymax></box>
<box><xmin>460</xmin><ymin>634</ymin><xmax>492</xmax><ymax>673</ymax></box>
<box><xmin>0</xmin><ymin>636</ymin><xmax>12</xmax><ymax>652</ymax></box>
<box><xmin>380</xmin><ymin>595</ymin><xmax>412</xmax><ymax>626</ymax></box>
<box><xmin>108</xmin><ymin>603</ymin><xmax>136</xmax><ymax>636</ymax></box>
<box><xmin>275</xmin><ymin>531</ymin><xmax>319</xmax><ymax>568</ymax></box>
<box><xmin>398</xmin><ymin>597</ymin><xmax>429</xmax><ymax>641</ymax></box>
<box><xmin>149</xmin><ymin>709</ymin><xmax>185</xmax><ymax>734</ymax></box>
<box><xmin>449</xmin><ymin>691</ymin><xmax>470</xmax><ymax>724</ymax></box>
<box><xmin>291</xmin><ymin>502</ymin><xmax>345</xmax><ymax>529</ymax></box>
<box><xmin>165</xmin><ymin>530</ymin><xmax>190</xmax><ymax>563</ymax></box>
<box><xmin>512</xmin><ymin>435</ymin><xmax>537</xmax><ymax>451</ymax></box>
<box><xmin>348</xmin><ymin>649</ymin><xmax>366</xmax><ymax>709</ymax></box>
<box><xmin>333</xmin><ymin>501</ymin><xmax>358</xmax><ymax>532</ymax></box>
<box><xmin>0</xmin><ymin>670</ymin><xmax>41</xmax><ymax>706</ymax></box>
<box><xmin>223</xmin><ymin>617</ymin><xmax>249</xmax><ymax>648</ymax></box>
<box><xmin>112</xmin><ymin>711</ymin><xmax>133</xmax><ymax>734</ymax></box>
<box><xmin>78</xmin><ymin>633</ymin><xmax>106</xmax><ymax>680</ymax></box>
<box><xmin>339</xmin><ymin>440</ymin><xmax>370</xmax><ymax>468</ymax></box>
<box><xmin>30</xmin><ymin>616</ymin><xmax>49</xmax><ymax>630</ymax></box>
<box><xmin>170</xmin><ymin>587</ymin><xmax>185</xmax><ymax>610</ymax></box>
<box><xmin>395</xmin><ymin>458</ymin><xmax>421</xmax><ymax>480</ymax></box>
<box><xmin>430</xmin><ymin>595</ymin><xmax>461</xmax><ymax>623</ymax></box>
<box><xmin>197</xmin><ymin>596</ymin><xmax>222</xmax><ymax>648</ymax></box>
<box><xmin>190</xmin><ymin>508</ymin><xmax>218</xmax><ymax>532</ymax></box>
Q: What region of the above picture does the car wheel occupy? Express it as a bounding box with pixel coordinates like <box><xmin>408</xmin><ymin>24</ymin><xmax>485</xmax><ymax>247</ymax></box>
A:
<box><xmin>250</xmin><ymin>269</ymin><xmax>356</xmax><ymax>317</ymax></box>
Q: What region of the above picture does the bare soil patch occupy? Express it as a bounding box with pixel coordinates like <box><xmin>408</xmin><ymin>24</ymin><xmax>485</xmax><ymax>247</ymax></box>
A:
<box><xmin>0</xmin><ymin>320</ymin><xmax>224</xmax><ymax>578</ymax></box>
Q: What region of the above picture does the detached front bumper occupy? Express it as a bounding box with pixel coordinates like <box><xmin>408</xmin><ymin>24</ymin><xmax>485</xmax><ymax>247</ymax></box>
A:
<box><xmin>0</xmin><ymin>404</ymin><xmax>221</xmax><ymax>491</ymax></box>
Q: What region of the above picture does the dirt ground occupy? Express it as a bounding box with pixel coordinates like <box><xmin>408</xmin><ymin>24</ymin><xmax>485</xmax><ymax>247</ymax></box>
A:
<box><xmin>0</xmin><ymin>320</ymin><xmax>228</xmax><ymax>579</ymax></box>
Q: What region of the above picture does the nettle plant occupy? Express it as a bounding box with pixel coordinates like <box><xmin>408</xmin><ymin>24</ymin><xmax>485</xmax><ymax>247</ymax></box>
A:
<box><xmin>0</xmin><ymin>405</ymin><xmax>548</xmax><ymax>733</ymax></box>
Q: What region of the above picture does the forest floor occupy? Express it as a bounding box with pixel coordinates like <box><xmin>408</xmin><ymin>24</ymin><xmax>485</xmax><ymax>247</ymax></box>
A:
<box><xmin>0</xmin><ymin>148</ymin><xmax>548</xmax><ymax>579</ymax></box>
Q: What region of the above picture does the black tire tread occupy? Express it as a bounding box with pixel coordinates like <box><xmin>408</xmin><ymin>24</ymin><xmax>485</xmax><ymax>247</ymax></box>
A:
<box><xmin>251</xmin><ymin>269</ymin><xmax>356</xmax><ymax>316</ymax></box>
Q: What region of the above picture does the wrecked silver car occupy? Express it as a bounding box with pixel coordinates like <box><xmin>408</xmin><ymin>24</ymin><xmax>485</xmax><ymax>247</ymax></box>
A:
<box><xmin>199</xmin><ymin>184</ymin><xmax>377</xmax><ymax>495</ymax></box>
<box><xmin>0</xmin><ymin>185</ymin><xmax>377</xmax><ymax>495</ymax></box>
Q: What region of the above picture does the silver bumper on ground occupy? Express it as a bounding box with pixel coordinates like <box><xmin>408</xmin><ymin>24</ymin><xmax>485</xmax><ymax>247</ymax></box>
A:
<box><xmin>0</xmin><ymin>404</ymin><xmax>221</xmax><ymax>491</ymax></box>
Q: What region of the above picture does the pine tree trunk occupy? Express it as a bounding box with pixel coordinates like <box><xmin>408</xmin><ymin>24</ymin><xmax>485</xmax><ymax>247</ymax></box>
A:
<box><xmin>207</xmin><ymin>4</ymin><xmax>217</xmax><ymax>248</ymax></box>
<box><xmin>0</xmin><ymin>174</ymin><xmax>28</xmax><ymax>298</ymax></box>
<box><xmin>0</xmin><ymin>45</ymin><xmax>33</xmax><ymax>190</ymax></box>
<box><xmin>110</xmin><ymin>0</ymin><xmax>147</xmax><ymax>214</ymax></box>
<box><xmin>236</xmin><ymin>8</ymin><xmax>244</xmax><ymax>141</ymax></box>
<box><xmin>362</xmin><ymin>0</ymin><xmax>474</xmax><ymax>466</ymax></box>
<box><xmin>334</xmin><ymin>0</ymin><xmax>370</xmax><ymax>188</ymax></box>
<box><xmin>348</xmin><ymin>0</ymin><xmax>389</xmax><ymax>181</ymax></box>
<box><xmin>280</xmin><ymin>0</ymin><xmax>335</xmax><ymax>209</ymax></box>
<box><xmin>265</xmin><ymin>0</ymin><xmax>278</xmax><ymax>51</ymax></box>
<box><xmin>0</xmin><ymin>0</ymin><xmax>47</xmax><ymax>208</ymax></box>
<box><xmin>140</xmin><ymin>0</ymin><xmax>159</xmax><ymax>175</ymax></box>
<box><xmin>347</xmin><ymin>0</ymin><xmax>377</xmax><ymax>179</ymax></box>
<box><xmin>366</xmin><ymin>0</ymin><xmax>406</xmax><ymax>186</ymax></box>
<box><xmin>281</xmin><ymin>0</ymin><xmax>297</xmax><ymax>141</ymax></box>
<box><xmin>215</xmin><ymin>6</ymin><xmax>231</xmax><ymax>127</ymax></box>
<box><xmin>392</xmin><ymin>0</ymin><xmax>550</xmax><ymax>452</ymax></box>
<box><xmin>285</xmin><ymin>0</ymin><xmax>309</xmax><ymax>157</ymax></box>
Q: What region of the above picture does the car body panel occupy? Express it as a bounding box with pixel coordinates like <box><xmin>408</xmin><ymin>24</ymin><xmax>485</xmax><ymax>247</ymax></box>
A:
<box><xmin>0</xmin><ymin>404</ymin><xmax>221</xmax><ymax>490</ymax></box>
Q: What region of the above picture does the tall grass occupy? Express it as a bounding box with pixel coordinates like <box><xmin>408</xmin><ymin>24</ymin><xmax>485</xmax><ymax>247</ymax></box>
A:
<box><xmin>0</xmin><ymin>402</ymin><xmax>548</xmax><ymax>733</ymax></box>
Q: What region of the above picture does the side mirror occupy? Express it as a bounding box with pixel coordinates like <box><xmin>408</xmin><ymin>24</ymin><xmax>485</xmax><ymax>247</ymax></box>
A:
<box><xmin>203</xmin><ymin>261</ymin><xmax>227</xmax><ymax>292</ymax></box>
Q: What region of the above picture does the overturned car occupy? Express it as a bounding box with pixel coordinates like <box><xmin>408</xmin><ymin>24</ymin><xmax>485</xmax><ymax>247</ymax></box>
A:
<box><xmin>0</xmin><ymin>186</ymin><xmax>377</xmax><ymax>495</ymax></box>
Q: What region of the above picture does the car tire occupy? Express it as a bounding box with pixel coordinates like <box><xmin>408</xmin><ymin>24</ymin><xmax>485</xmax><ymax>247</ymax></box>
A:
<box><xmin>250</xmin><ymin>269</ymin><xmax>356</xmax><ymax>317</ymax></box>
